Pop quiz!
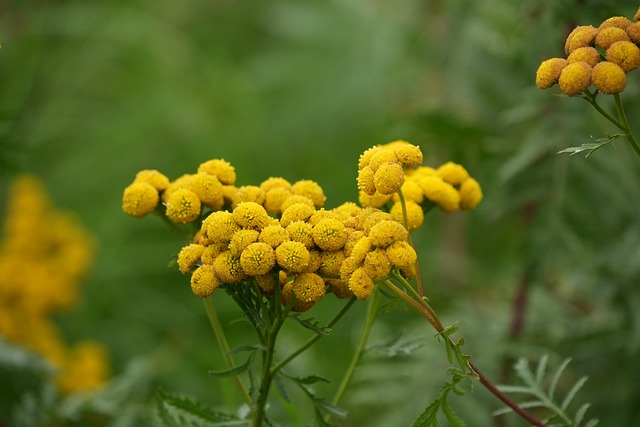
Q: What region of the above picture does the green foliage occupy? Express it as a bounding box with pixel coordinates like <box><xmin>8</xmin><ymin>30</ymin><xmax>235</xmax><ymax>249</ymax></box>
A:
<box><xmin>156</xmin><ymin>388</ymin><xmax>245</xmax><ymax>427</ymax></box>
<box><xmin>412</xmin><ymin>368</ymin><xmax>471</xmax><ymax>427</ymax></box>
<box><xmin>291</xmin><ymin>316</ymin><xmax>332</xmax><ymax>336</ymax></box>
<box><xmin>496</xmin><ymin>355</ymin><xmax>599</xmax><ymax>427</ymax></box>
<box><xmin>284</xmin><ymin>374</ymin><xmax>348</xmax><ymax>427</ymax></box>
<box><xmin>556</xmin><ymin>134</ymin><xmax>624</xmax><ymax>158</ymax></box>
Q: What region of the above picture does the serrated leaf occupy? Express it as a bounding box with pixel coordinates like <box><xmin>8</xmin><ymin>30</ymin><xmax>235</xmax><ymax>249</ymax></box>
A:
<box><xmin>584</xmin><ymin>419</ymin><xmax>599</xmax><ymax>427</ymax></box>
<box><xmin>156</xmin><ymin>388</ymin><xmax>244</xmax><ymax>427</ymax></box>
<box><xmin>209</xmin><ymin>350</ymin><xmax>256</xmax><ymax>378</ymax></box>
<box><xmin>411</xmin><ymin>397</ymin><xmax>441</xmax><ymax>427</ymax></box>
<box><xmin>368</xmin><ymin>334</ymin><xmax>426</xmax><ymax>357</ymax></box>
<box><xmin>273</xmin><ymin>374</ymin><xmax>290</xmax><ymax>403</ymax></box>
<box><xmin>290</xmin><ymin>374</ymin><xmax>331</xmax><ymax>385</ymax></box>
<box><xmin>535</xmin><ymin>354</ymin><xmax>548</xmax><ymax>385</ymax></box>
<box><xmin>441</xmin><ymin>399</ymin><xmax>465</xmax><ymax>427</ymax></box>
<box><xmin>561</xmin><ymin>376</ymin><xmax>588</xmax><ymax>411</ymax></box>
<box><xmin>312</xmin><ymin>397</ymin><xmax>348</xmax><ymax>420</ymax></box>
<box><xmin>556</xmin><ymin>134</ymin><xmax>622</xmax><ymax>158</ymax></box>
<box><xmin>292</xmin><ymin>316</ymin><xmax>331</xmax><ymax>336</ymax></box>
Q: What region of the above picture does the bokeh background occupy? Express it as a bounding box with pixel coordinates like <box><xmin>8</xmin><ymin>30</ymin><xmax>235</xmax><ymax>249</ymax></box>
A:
<box><xmin>2</xmin><ymin>0</ymin><xmax>640</xmax><ymax>425</ymax></box>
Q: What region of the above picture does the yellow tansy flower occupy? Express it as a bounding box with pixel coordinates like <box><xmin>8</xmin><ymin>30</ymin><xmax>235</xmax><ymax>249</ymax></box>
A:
<box><xmin>260</xmin><ymin>177</ymin><xmax>292</xmax><ymax>192</ymax></box>
<box><xmin>229</xmin><ymin>229</ymin><xmax>260</xmax><ymax>257</ymax></box>
<box><xmin>134</xmin><ymin>169</ymin><xmax>170</xmax><ymax>191</ymax></box>
<box><xmin>417</xmin><ymin>176</ymin><xmax>460</xmax><ymax>212</ymax></box>
<box><xmin>592</xmin><ymin>61</ymin><xmax>626</xmax><ymax>94</ymax></box>
<box><xmin>595</xmin><ymin>26</ymin><xmax>630</xmax><ymax>50</ymax></box>
<box><xmin>232</xmin><ymin>186</ymin><xmax>266</xmax><ymax>209</ymax></box>
<box><xmin>312</xmin><ymin>218</ymin><xmax>348</xmax><ymax>251</ymax></box>
<box><xmin>358</xmin><ymin>191</ymin><xmax>393</xmax><ymax>208</ymax></box>
<box><xmin>558</xmin><ymin>61</ymin><xmax>592</xmax><ymax>96</ymax></box>
<box><xmin>255</xmin><ymin>273</ymin><xmax>276</xmax><ymax>295</ymax></box>
<box><xmin>344</xmin><ymin>230</ymin><xmax>365</xmax><ymax>257</ymax></box>
<box><xmin>606</xmin><ymin>41</ymin><xmax>640</xmax><ymax>72</ymax></box>
<box><xmin>286</xmin><ymin>221</ymin><xmax>315</xmax><ymax>249</ymax></box>
<box><xmin>390</xmin><ymin>200</ymin><xmax>424</xmax><ymax>231</ymax></box>
<box><xmin>204</xmin><ymin>211</ymin><xmax>240</xmax><ymax>243</ymax></box>
<box><xmin>197</xmin><ymin>159</ymin><xmax>236</xmax><ymax>185</ymax></box>
<box><xmin>564</xmin><ymin>25</ymin><xmax>599</xmax><ymax>54</ymax></box>
<box><xmin>281</xmin><ymin>280</ymin><xmax>316</xmax><ymax>312</ymax></box>
<box><xmin>626</xmin><ymin>22</ymin><xmax>640</xmax><ymax>43</ymax></box>
<box><xmin>437</xmin><ymin>162</ymin><xmax>469</xmax><ymax>185</ymax></box>
<box><xmin>56</xmin><ymin>341</ymin><xmax>110</xmax><ymax>394</ymax></box>
<box><xmin>292</xmin><ymin>272</ymin><xmax>326</xmax><ymax>303</ymax></box>
<box><xmin>326</xmin><ymin>278</ymin><xmax>353</xmax><ymax>299</ymax></box>
<box><xmin>303</xmin><ymin>249</ymin><xmax>323</xmax><ymax>273</ymax></box>
<box><xmin>535</xmin><ymin>58</ymin><xmax>568</xmax><ymax>89</ymax></box>
<box><xmin>358</xmin><ymin>146</ymin><xmax>383</xmax><ymax>170</ymax></box>
<box><xmin>185</xmin><ymin>173</ymin><xmax>224</xmax><ymax>210</ymax></box>
<box><xmin>459</xmin><ymin>178</ymin><xmax>483</xmax><ymax>210</ymax></box>
<box><xmin>275</xmin><ymin>241</ymin><xmax>310</xmax><ymax>273</ymax></box>
<box><xmin>349</xmin><ymin>235</ymin><xmax>372</xmax><ymax>265</ymax></box>
<box><xmin>291</xmin><ymin>180</ymin><xmax>326</xmax><ymax>208</ymax></box>
<box><xmin>201</xmin><ymin>242</ymin><xmax>228</xmax><ymax>264</ymax></box>
<box><xmin>373</xmin><ymin>162</ymin><xmax>405</xmax><ymax>195</ymax></box>
<box><xmin>348</xmin><ymin>268</ymin><xmax>374</xmax><ymax>300</ymax></box>
<box><xmin>190</xmin><ymin>264</ymin><xmax>220</xmax><ymax>297</ymax></box>
<box><xmin>264</xmin><ymin>187</ymin><xmax>293</xmax><ymax>214</ymax></box>
<box><xmin>280</xmin><ymin>203</ymin><xmax>316</xmax><ymax>227</ymax></box>
<box><xmin>600</xmin><ymin>16</ymin><xmax>632</xmax><ymax>30</ymax></box>
<box><xmin>363</xmin><ymin>248</ymin><xmax>392</xmax><ymax>281</ymax></box>
<box><xmin>318</xmin><ymin>250</ymin><xmax>346</xmax><ymax>276</ymax></box>
<box><xmin>392</xmin><ymin>180</ymin><xmax>424</xmax><ymax>204</ymax></box>
<box><xmin>240</xmin><ymin>242</ymin><xmax>276</xmax><ymax>276</ymax></box>
<box><xmin>165</xmin><ymin>188</ymin><xmax>201</xmax><ymax>223</ymax></box>
<box><xmin>281</xmin><ymin>195</ymin><xmax>316</xmax><ymax>212</ymax></box>
<box><xmin>213</xmin><ymin>251</ymin><xmax>247</xmax><ymax>284</ymax></box>
<box><xmin>385</xmin><ymin>241</ymin><xmax>417</xmax><ymax>269</ymax></box>
<box><xmin>567</xmin><ymin>47</ymin><xmax>601</xmax><ymax>67</ymax></box>
<box><xmin>259</xmin><ymin>224</ymin><xmax>290</xmax><ymax>248</ymax></box>
<box><xmin>368</xmin><ymin>220</ymin><xmax>408</xmax><ymax>247</ymax></box>
<box><xmin>122</xmin><ymin>182</ymin><xmax>159</xmax><ymax>218</ymax></box>
<box><xmin>368</xmin><ymin>148</ymin><xmax>398</xmax><ymax>171</ymax></box>
<box><xmin>177</xmin><ymin>244</ymin><xmax>205</xmax><ymax>274</ymax></box>
<box><xmin>232</xmin><ymin>202</ymin><xmax>271</xmax><ymax>230</ymax></box>
<box><xmin>357</xmin><ymin>166</ymin><xmax>377</xmax><ymax>196</ymax></box>
<box><xmin>393</xmin><ymin>142</ymin><xmax>423</xmax><ymax>167</ymax></box>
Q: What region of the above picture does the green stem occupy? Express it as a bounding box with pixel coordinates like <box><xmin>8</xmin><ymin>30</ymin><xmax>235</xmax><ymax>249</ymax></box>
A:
<box><xmin>397</xmin><ymin>189</ymin><xmax>425</xmax><ymax>297</ymax></box>
<box><xmin>271</xmin><ymin>297</ymin><xmax>356</xmax><ymax>375</ymax></box>
<box><xmin>613</xmin><ymin>93</ymin><xmax>640</xmax><ymax>158</ymax></box>
<box><xmin>583</xmin><ymin>91</ymin><xmax>625</xmax><ymax>130</ymax></box>
<box><xmin>203</xmin><ymin>298</ymin><xmax>251</xmax><ymax>405</ymax></box>
<box><xmin>328</xmin><ymin>290</ymin><xmax>382</xmax><ymax>418</ymax></box>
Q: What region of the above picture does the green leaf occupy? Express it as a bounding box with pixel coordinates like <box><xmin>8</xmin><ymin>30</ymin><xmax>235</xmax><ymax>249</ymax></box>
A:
<box><xmin>535</xmin><ymin>354</ymin><xmax>548</xmax><ymax>386</ymax></box>
<box><xmin>584</xmin><ymin>419</ymin><xmax>600</xmax><ymax>427</ymax></box>
<box><xmin>441</xmin><ymin>399</ymin><xmax>465</xmax><ymax>427</ymax></box>
<box><xmin>289</xmin><ymin>374</ymin><xmax>332</xmax><ymax>385</ymax></box>
<box><xmin>291</xmin><ymin>315</ymin><xmax>331</xmax><ymax>336</ymax></box>
<box><xmin>574</xmin><ymin>403</ymin><xmax>591</xmax><ymax>426</ymax></box>
<box><xmin>561</xmin><ymin>376</ymin><xmax>588</xmax><ymax>411</ymax></box>
<box><xmin>368</xmin><ymin>333</ymin><xmax>427</xmax><ymax>357</ymax></box>
<box><xmin>273</xmin><ymin>374</ymin><xmax>290</xmax><ymax>403</ymax></box>
<box><xmin>209</xmin><ymin>349</ymin><xmax>256</xmax><ymax>378</ymax></box>
<box><xmin>549</xmin><ymin>358</ymin><xmax>572</xmax><ymax>401</ymax></box>
<box><xmin>156</xmin><ymin>388</ymin><xmax>244</xmax><ymax>427</ymax></box>
<box><xmin>556</xmin><ymin>134</ymin><xmax>623</xmax><ymax>158</ymax></box>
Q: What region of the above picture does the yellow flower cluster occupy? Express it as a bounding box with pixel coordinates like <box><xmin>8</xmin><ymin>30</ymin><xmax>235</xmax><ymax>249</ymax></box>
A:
<box><xmin>133</xmin><ymin>144</ymin><xmax>481</xmax><ymax>311</ymax></box>
<box><xmin>536</xmin><ymin>8</ymin><xmax>640</xmax><ymax>95</ymax></box>
<box><xmin>0</xmin><ymin>175</ymin><xmax>109</xmax><ymax>394</ymax></box>
<box><xmin>358</xmin><ymin>142</ymin><xmax>482</xmax><ymax>230</ymax></box>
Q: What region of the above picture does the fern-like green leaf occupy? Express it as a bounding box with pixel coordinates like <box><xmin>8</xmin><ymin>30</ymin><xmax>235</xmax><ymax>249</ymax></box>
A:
<box><xmin>156</xmin><ymin>388</ymin><xmax>244</xmax><ymax>427</ymax></box>
<box><xmin>209</xmin><ymin>347</ymin><xmax>257</xmax><ymax>378</ymax></box>
<box><xmin>561</xmin><ymin>376</ymin><xmax>588</xmax><ymax>411</ymax></box>
<box><xmin>291</xmin><ymin>315</ymin><xmax>331</xmax><ymax>336</ymax></box>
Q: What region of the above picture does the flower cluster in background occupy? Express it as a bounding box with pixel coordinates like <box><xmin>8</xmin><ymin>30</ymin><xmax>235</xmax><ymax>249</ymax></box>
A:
<box><xmin>536</xmin><ymin>6</ymin><xmax>640</xmax><ymax>95</ymax></box>
<box><xmin>0</xmin><ymin>175</ymin><xmax>109</xmax><ymax>394</ymax></box>
<box><xmin>123</xmin><ymin>141</ymin><xmax>482</xmax><ymax>310</ymax></box>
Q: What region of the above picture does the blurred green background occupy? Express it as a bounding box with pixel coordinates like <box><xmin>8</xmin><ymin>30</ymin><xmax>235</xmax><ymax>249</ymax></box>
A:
<box><xmin>2</xmin><ymin>0</ymin><xmax>640</xmax><ymax>425</ymax></box>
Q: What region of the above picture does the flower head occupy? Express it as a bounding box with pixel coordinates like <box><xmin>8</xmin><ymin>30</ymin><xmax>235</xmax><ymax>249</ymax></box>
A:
<box><xmin>286</xmin><ymin>221</ymin><xmax>315</xmax><ymax>248</ymax></box>
<box><xmin>291</xmin><ymin>180</ymin><xmax>326</xmax><ymax>208</ymax></box>
<box><xmin>358</xmin><ymin>146</ymin><xmax>383</xmax><ymax>170</ymax></box>
<box><xmin>606</xmin><ymin>41</ymin><xmax>640</xmax><ymax>72</ymax></box>
<box><xmin>122</xmin><ymin>182</ymin><xmax>159</xmax><ymax>218</ymax></box>
<box><xmin>240</xmin><ymin>242</ymin><xmax>276</xmax><ymax>276</ymax></box>
<box><xmin>312</xmin><ymin>218</ymin><xmax>348</xmax><ymax>251</ymax></box>
<box><xmin>134</xmin><ymin>169</ymin><xmax>170</xmax><ymax>191</ymax></box>
<box><xmin>197</xmin><ymin>159</ymin><xmax>236</xmax><ymax>185</ymax></box>
<box><xmin>417</xmin><ymin>176</ymin><xmax>460</xmax><ymax>212</ymax></box>
<box><xmin>385</xmin><ymin>241</ymin><xmax>417</xmax><ymax>269</ymax></box>
<box><xmin>358</xmin><ymin>191</ymin><xmax>393</xmax><ymax>208</ymax></box>
<box><xmin>232</xmin><ymin>202</ymin><xmax>271</xmax><ymax>230</ymax></box>
<box><xmin>392</xmin><ymin>180</ymin><xmax>424</xmax><ymax>204</ymax></box>
<box><xmin>363</xmin><ymin>248</ymin><xmax>391</xmax><ymax>281</ymax></box>
<box><xmin>627</xmin><ymin>22</ymin><xmax>640</xmax><ymax>43</ymax></box>
<box><xmin>304</xmin><ymin>249</ymin><xmax>323</xmax><ymax>273</ymax></box>
<box><xmin>393</xmin><ymin>142</ymin><xmax>423</xmax><ymax>167</ymax></box>
<box><xmin>373</xmin><ymin>162</ymin><xmax>405</xmax><ymax>195</ymax></box>
<box><xmin>177</xmin><ymin>244</ymin><xmax>205</xmax><ymax>274</ymax></box>
<box><xmin>558</xmin><ymin>61</ymin><xmax>592</xmax><ymax>96</ymax></box>
<box><xmin>348</xmin><ymin>268</ymin><xmax>374</xmax><ymax>300</ymax></box>
<box><xmin>264</xmin><ymin>187</ymin><xmax>293</xmax><ymax>214</ymax></box>
<box><xmin>185</xmin><ymin>173</ymin><xmax>224</xmax><ymax>210</ymax></box>
<box><xmin>165</xmin><ymin>188</ymin><xmax>201</xmax><ymax>223</ymax></box>
<box><xmin>275</xmin><ymin>241</ymin><xmax>310</xmax><ymax>273</ymax></box>
<box><xmin>281</xmin><ymin>195</ymin><xmax>315</xmax><ymax>212</ymax></box>
<box><xmin>259</xmin><ymin>224</ymin><xmax>290</xmax><ymax>248</ymax></box>
<box><xmin>190</xmin><ymin>265</ymin><xmax>220</xmax><ymax>297</ymax></box>
<box><xmin>595</xmin><ymin>26</ymin><xmax>630</xmax><ymax>50</ymax></box>
<box><xmin>368</xmin><ymin>148</ymin><xmax>398</xmax><ymax>171</ymax></box>
<box><xmin>318</xmin><ymin>250</ymin><xmax>346</xmax><ymax>276</ymax></box>
<box><xmin>592</xmin><ymin>61</ymin><xmax>626</xmax><ymax>94</ymax></box>
<box><xmin>260</xmin><ymin>177</ymin><xmax>292</xmax><ymax>192</ymax></box>
<box><xmin>564</xmin><ymin>25</ymin><xmax>599</xmax><ymax>54</ymax></box>
<box><xmin>535</xmin><ymin>58</ymin><xmax>568</xmax><ymax>89</ymax></box>
<box><xmin>600</xmin><ymin>16</ymin><xmax>632</xmax><ymax>30</ymax></box>
<box><xmin>255</xmin><ymin>273</ymin><xmax>276</xmax><ymax>295</ymax></box>
<box><xmin>326</xmin><ymin>278</ymin><xmax>353</xmax><ymax>299</ymax></box>
<box><xmin>459</xmin><ymin>178</ymin><xmax>483</xmax><ymax>210</ymax></box>
<box><xmin>281</xmin><ymin>203</ymin><xmax>315</xmax><ymax>227</ymax></box>
<box><xmin>357</xmin><ymin>166</ymin><xmax>376</xmax><ymax>196</ymax></box>
<box><xmin>205</xmin><ymin>211</ymin><xmax>241</xmax><ymax>243</ymax></box>
<box><xmin>292</xmin><ymin>272</ymin><xmax>326</xmax><ymax>303</ymax></box>
<box><xmin>567</xmin><ymin>47</ymin><xmax>601</xmax><ymax>67</ymax></box>
<box><xmin>213</xmin><ymin>251</ymin><xmax>247</xmax><ymax>284</ymax></box>
<box><xmin>390</xmin><ymin>200</ymin><xmax>424</xmax><ymax>231</ymax></box>
<box><xmin>201</xmin><ymin>242</ymin><xmax>228</xmax><ymax>264</ymax></box>
<box><xmin>368</xmin><ymin>220</ymin><xmax>408</xmax><ymax>247</ymax></box>
<box><xmin>232</xmin><ymin>186</ymin><xmax>266</xmax><ymax>209</ymax></box>
<box><xmin>229</xmin><ymin>229</ymin><xmax>260</xmax><ymax>257</ymax></box>
<box><xmin>280</xmin><ymin>280</ymin><xmax>316</xmax><ymax>312</ymax></box>
<box><xmin>437</xmin><ymin>162</ymin><xmax>469</xmax><ymax>185</ymax></box>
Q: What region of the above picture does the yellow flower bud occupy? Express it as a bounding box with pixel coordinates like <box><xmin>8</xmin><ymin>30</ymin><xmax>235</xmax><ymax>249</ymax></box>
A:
<box><xmin>606</xmin><ymin>41</ymin><xmax>640</xmax><ymax>72</ymax></box>
<box><xmin>205</xmin><ymin>211</ymin><xmax>240</xmax><ymax>243</ymax></box>
<box><xmin>190</xmin><ymin>265</ymin><xmax>220</xmax><ymax>298</ymax></box>
<box><xmin>358</xmin><ymin>146</ymin><xmax>383</xmax><ymax>170</ymax></box>
<box><xmin>417</xmin><ymin>176</ymin><xmax>460</xmax><ymax>213</ymax></box>
<box><xmin>264</xmin><ymin>187</ymin><xmax>293</xmax><ymax>214</ymax></box>
<box><xmin>281</xmin><ymin>203</ymin><xmax>315</xmax><ymax>227</ymax></box>
<box><xmin>185</xmin><ymin>173</ymin><xmax>224</xmax><ymax>210</ymax></box>
<box><xmin>312</xmin><ymin>218</ymin><xmax>348</xmax><ymax>251</ymax></box>
<box><xmin>635</xmin><ymin>7</ymin><xmax>640</xmax><ymax>21</ymax></box>
<box><xmin>385</xmin><ymin>241</ymin><xmax>417</xmax><ymax>269</ymax></box>
<box><xmin>567</xmin><ymin>47</ymin><xmax>600</xmax><ymax>67</ymax></box>
<box><xmin>166</xmin><ymin>188</ymin><xmax>201</xmax><ymax>223</ymax></box>
<box><xmin>318</xmin><ymin>250</ymin><xmax>346</xmax><ymax>276</ymax></box>
<box><xmin>177</xmin><ymin>244</ymin><xmax>205</xmax><ymax>274</ymax></box>
<box><xmin>229</xmin><ymin>229</ymin><xmax>260</xmax><ymax>257</ymax></box>
<box><xmin>280</xmin><ymin>195</ymin><xmax>315</xmax><ymax>212</ymax></box>
<box><xmin>260</xmin><ymin>177</ymin><xmax>292</xmax><ymax>192</ymax></box>
<box><xmin>349</xmin><ymin>235</ymin><xmax>372</xmax><ymax>265</ymax></box>
<box><xmin>286</xmin><ymin>221</ymin><xmax>315</xmax><ymax>248</ymax></box>
<box><xmin>308</xmin><ymin>208</ymin><xmax>339</xmax><ymax>226</ymax></box>
<box><xmin>368</xmin><ymin>220</ymin><xmax>408</xmax><ymax>247</ymax></box>
<box><xmin>255</xmin><ymin>273</ymin><xmax>276</xmax><ymax>295</ymax></box>
<box><xmin>358</xmin><ymin>191</ymin><xmax>393</xmax><ymax>208</ymax></box>
<box><xmin>326</xmin><ymin>278</ymin><xmax>353</xmax><ymax>299</ymax></box>
<box><xmin>459</xmin><ymin>177</ymin><xmax>483</xmax><ymax>210</ymax></box>
<box><xmin>393</xmin><ymin>142</ymin><xmax>423</xmax><ymax>167</ymax></box>
<box><xmin>232</xmin><ymin>186</ymin><xmax>266</xmax><ymax>209</ymax></box>
<box><xmin>390</xmin><ymin>200</ymin><xmax>424</xmax><ymax>231</ymax></box>
<box><xmin>348</xmin><ymin>268</ymin><xmax>374</xmax><ymax>300</ymax></box>
<box><xmin>122</xmin><ymin>182</ymin><xmax>159</xmax><ymax>218</ymax></box>
<box><xmin>600</xmin><ymin>16</ymin><xmax>632</xmax><ymax>30</ymax></box>
<box><xmin>201</xmin><ymin>242</ymin><xmax>228</xmax><ymax>264</ymax></box>
<box><xmin>197</xmin><ymin>159</ymin><xmax>236</xmax><ymax>185</ymax></box>
<box><xmin>275</xmin><ymin>241</ymin><xmax>310</xmax><ymax>273</ymax></box>
<box><xmin>291</xmin><ymin>180</ymin><xmax>326</xmax><ymax>208</ymax></box>
<box><xmin>595</xmin><ymin>26</ymin><xmax>630</xmax><ymax>50</ymax></box>
<box><xmin>240</xmin><ymin>242</ymin><xmax>276</xmax><ymax>276</ymax></box>
<box><xmin>134</xmin><ymin>169</ymin><xmax>170</xmax><ymax>191</ymax></box>
<box><xmin>564</xmin><ymin>25</ymin><xmax>599</xmax><ymax>54</ymax></box>
<box><xmin>363</xmin><ymin>248</ymin><xmax>392</xmax><ymax>281</ymax></box>
<box><xmin>304</xmin><ymin>249</ymin><xmax>323</xmax><ymax>273</ymax></box>
<box><xmin>259</xmin><ymin>224</ymin><xmax>290</xmax><ymax>248</ymax></box>
<box><xmin>232</xmin><ymin>202</ymin><xmax>271</xmax><ymax>230</ymax></box>
<box><xmin>344</xmin><ymin>230</ymin><xmax>365</xmax><ymax>257</ymax></box>
<box><xmin>357</xmin><ymin>166</ymin><xmax>376</xmax><ymax>196</ymax></box>
<box><xmin>627</xmin><ymin>22</ymin><xmax>640</xmax><ymax>43</ymax></box>
<box><xmin>281</xmin><ymin>280</ymin><xmax>316</xmax><ymax>312</ymax></box>
<box><xmin>293</xmin><ymin>272</ymin><xmax>326</xmax><ymax>303</ymax></box>
<box><xmin>437</xmin><ymin>161</ymin><xmax>469</xmax><ymax>185</ymax></box>
<box><xmin>592</xmin><ymin>61</ymin><xmax>626</xmax><ymax>94</ymax></box>
<box><xmin>374</xmin><ymin>162</ymin><xmax>405</xmax><ymax>195</ymax></box>
<box><xmin>368</xmin><ymin>148</ymin><xmax>398</xmax><ymax>172</ymax></box>
<box><xmin>535</xmin><ymin>58</ymin><xmax>568</xmax><ymax>89</ymax></box>
<box><xmin>360</xmin><ymin>210</ymin><xmax>394</xmax><ymax>234</ymax></box>
<box><xmin>213</xmin><ymin>251</ymin><xmax>247</xmax><ymax>284</ymax></box>
<box><xmin>558</xmin><ymin>61</ymin><xmax>592</xmax><ymax>96</ymax></box>
<box><xmin>339</xmin><ymin>256</ymin><xmax>360</xmax><ymax>283</ymax></box>
<box><xmin>392</xmin><ymin>180</ymin><xmax>424</xmax><ymax>204</ymax></box>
